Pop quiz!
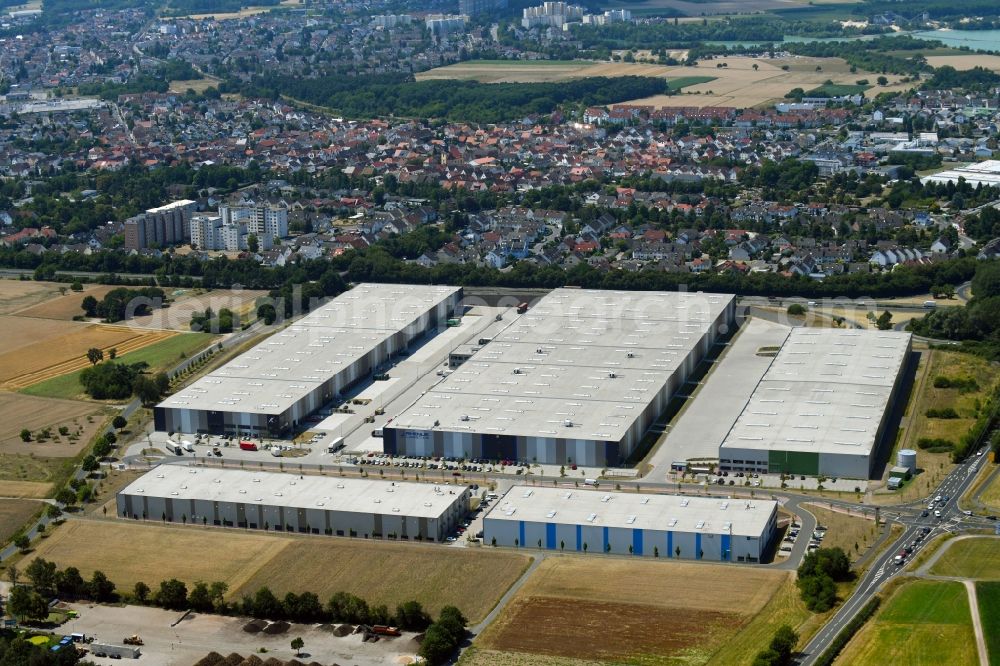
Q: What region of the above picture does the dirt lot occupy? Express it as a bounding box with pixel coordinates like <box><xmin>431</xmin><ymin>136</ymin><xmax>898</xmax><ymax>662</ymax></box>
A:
<box><xmin>233</xmin><ymin>538</ymin><xmax>531</xmax><ymax>623</ymax></box>
<box><xmin>12</xmin><ymin>284</ymin><xmax>120</xmax><ymax>320</ymax></box>
<box><xmin>0</xmin><ymin>318</ymin><xmax>174</xmax><ymax>389</ymax></box>
<box><xmin>477</xmin><ymin>556</ymin><xmax>787</xmax><ymax>663</ymax></box>
<box><xmin>0</xmin><ymin>499</ymin><xmax>42</xmax><ymax>544</ymax></box>
<box><xmin>59</xmin><ymin>602</ymin><xmax>420</xmax><ymax>666</ymax></box>
<box><xmin>925</xmin><ymin>54</ymin><xmax>1000</xmax><ymax>72</ymax></box>
<box><xmin>20</xmin><ymin>520</ymin><xmax>290</xmax><ymax>594</ymax></box>
<box><xmin>0</xmin><ymin>392</ymin><xmax>107</xmax><ymax>456</ymax></box>
<box><xmin>0</xmin><ymin>280</ymin><xmax>65</xmax><ymax>314</ymax></box>
<box><xmin>487</xmin><ymin>596</ymin><xmax>737</xmax><ymax>662</ymax></box>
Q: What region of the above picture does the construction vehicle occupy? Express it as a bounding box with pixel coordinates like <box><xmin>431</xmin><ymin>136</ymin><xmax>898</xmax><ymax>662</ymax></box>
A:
<box><xmin>123</xmin><ymin>635</ymin><xmax>143</xmax><ymax>646</ymax></box>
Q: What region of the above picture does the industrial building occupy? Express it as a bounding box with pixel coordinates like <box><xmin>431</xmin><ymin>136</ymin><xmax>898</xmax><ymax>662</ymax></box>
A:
<box><xmin>117</xmin><ymin>466</ymin><xmax>470</xmax><ymax>542</ymax></box>
<box><xmin>483</xmin><ymin>485</ymin><xmax>778</xmax><ymax>562</ymax></box>
<box><xmin>385</xmin><ymin>288</ymin><xmax>735</xmax><ymax>466</ymax></box>
<box><xmin>154</xmin><ymin>284</ymin><xmax>462</xmax><ymax>436</ymax></box>
<box><xmin>920</xmin><ymin>160</ymin><xmax>1000</xmax><ymax>188</ymax></box>
<box><xmin>719</xmin><ymin>329</ymin><xmax>912</xmax><ymax>479</ymax></box>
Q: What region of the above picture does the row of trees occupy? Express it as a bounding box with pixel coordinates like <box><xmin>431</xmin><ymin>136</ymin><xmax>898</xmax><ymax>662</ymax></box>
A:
<box><xmin>752</xmin><ymin>625</ymin><xmax>798</xmax><ymax>666</ymax></box>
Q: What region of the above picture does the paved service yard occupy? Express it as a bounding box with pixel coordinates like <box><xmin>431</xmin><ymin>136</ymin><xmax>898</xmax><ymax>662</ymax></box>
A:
<box><xmin>647</xmin><ymin>319</ymin><xmax>792</xmax><ymax>479</ymax></box>
<box><xmin>60</xmin><ymin>603</ymin><xmax>422</xmax><ymax>666</ymax></box>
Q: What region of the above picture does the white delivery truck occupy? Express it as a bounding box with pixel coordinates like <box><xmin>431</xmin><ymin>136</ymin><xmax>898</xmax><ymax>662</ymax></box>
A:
<box><xmin>270</xmin><ymin>446</ymin><xmax>282</xmax><ymax>457</ymax></box>
<box><xmin>181</xmin><ymin>440</ymin><xmax>195</xmax><ymax>453</ymax></box>
<box><xmin>327</xmin><ymin>436</ymin><xmax>345</xmax><ymax>453</ymax></box>
<box><xmin>164</xmin><ymin>441</ymin><xmax>183</xmax><ymax>455</ymax></box>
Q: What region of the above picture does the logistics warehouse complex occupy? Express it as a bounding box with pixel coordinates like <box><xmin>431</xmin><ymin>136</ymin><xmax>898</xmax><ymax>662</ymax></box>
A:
<box><xmin>719</xmin><ymin>328</ymin><xmax>912</xmax><ymax>479</ymax></box>
<box><xmin>154</xmin><ymin>284</ymin><xmax>462</xmax><ymax>436</ymax></box>
<box><xmin>385</xmin><ymin>288</ymin><xmax>735</xmax><ymax>466</ymax></box>
<box><xmin>117</xmin><ymin>466</ymin><xmax>470</xmax><ymax>541</ymax></box>
<box><xmin>484</xmin><ymin>485</ymin><xmax>778</xmax><ymax>562</ymax></box>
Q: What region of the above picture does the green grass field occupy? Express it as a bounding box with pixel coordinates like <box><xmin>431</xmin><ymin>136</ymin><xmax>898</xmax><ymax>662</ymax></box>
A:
<box><xmin>22</xmin><ymin>332</ymin><xmax>216</xmax><ymax>401</ymax></box>
<box><xmin>805</xmin><ymin>83</ymin><xmax>868</xmax><ymax>97</ymax></box>
<box><xmin>836</xmin><ymin>580</ymin><xmax>976</xmax><ymax>665</ymax></box>
<box><xmin>977</xmin><ymin>582</ymin><xmax>1000</xmax><ymax>666</ymax></box>
<box><xmin>928</xmin><ymin>537</ymin><xmax>1000</xmax><ymax>580</ymax></box>
<box><xmin>668</xmin><ymin>76</ymin><xmax>717</xmax><ymax>90</ymax></box>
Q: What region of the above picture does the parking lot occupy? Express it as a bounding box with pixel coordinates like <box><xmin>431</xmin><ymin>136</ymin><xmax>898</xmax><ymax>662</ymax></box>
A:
<box><xmin>55</xmin><ymin>602</ymin><xmax>422</xmax><ymax>666</ymax></box>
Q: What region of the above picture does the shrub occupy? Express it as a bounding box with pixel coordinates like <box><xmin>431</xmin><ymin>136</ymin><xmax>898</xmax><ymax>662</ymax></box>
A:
<box><xmin>787</xmin><ymin>303</ymin><xmax>807</xmax><ymax>316</ymax></box>
<box><xmin>926</xmin><ymin>407</ymin><xmax>959</xmax><ymax>419</ymax></box>
<box><xmin>917</xmin><ymin>437</ymin><xmax>954</xmax><ymax>451</ymax></box>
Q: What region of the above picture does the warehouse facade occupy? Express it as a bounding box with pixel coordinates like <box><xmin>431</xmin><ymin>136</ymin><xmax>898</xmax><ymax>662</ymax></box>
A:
<box><xmin>117</xmin><ymin>466</ymin><xmax>470</xmax><ymax>542</ymax></box>
<box><xmin>385</xmin><ymin>288</ymin><xmax>735</xmax><ymax>466</ymax></box>
<box><xmin>719</xmin><ymin>329</ymin><xmax>913</xmax><ymax>479</ymax></box>
<box><xmin>154</xmin><ymin>284</ymin><xmax>461</xmax><ymax>437</ymax></box>
<box><xmin>483</xmin><ymin>485</ymin><xmax>777</xmax><ymax>562</ymax></box>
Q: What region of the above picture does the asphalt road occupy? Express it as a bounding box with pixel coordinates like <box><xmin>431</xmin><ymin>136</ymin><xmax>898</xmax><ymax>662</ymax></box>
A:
<box><xmin>795</xmin><ymin>446</ymin><xmax>995</xmax><ymax>665</ymax></box>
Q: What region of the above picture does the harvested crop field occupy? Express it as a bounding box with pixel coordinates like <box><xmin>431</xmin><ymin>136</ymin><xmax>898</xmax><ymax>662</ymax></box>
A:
<box><xmin>477</xmin><ymin>556</ymin><xmax>789</xmax><ymax>663</ymax></box>
<box><xmin>20</xmin><ymin>521</ymin><xmax>290</xmax><ymax>593</ymax></box>
<box><xmin>12</xmin><ymin>284</ymin><xmax>120</xmax><ymax>320</ymax></box>
<box><xmin>25</xmin><ymin>520</ymin><xmax>530</xmax><ymax>623</ymax></box>
<box><xmin>0</xmin><ymin>318</ymin><xmax>174</xmax><ymax>390</ymax></box>
<box><xmin>233</xmin><ymin>539</ymin><xmax>531</xmax><ymax>623</ymax></box>
<box><xmin>0</xmin><ymin>480</ymin><xmax>55</xmax><ymax>498</ymax></box>
<box><xmin>618</xmin><ymin>55</ymin><xmax>899</xmax><ymax>108</ymax></box>
<box><xmin>0</xmin><ymin>392</ymin><xmax>107</xmax><ymax>456</ymax></box>
<box><xmin>0</xmin><ymin>499</ymin><xmax>42</xmax><ymax>544</ymax></box>
<box><xmin>925</xmin><ymin>54</ymin><xmax>1000</xmax><ymax>72</ymax></box>
<box><xmin>0</xmin><ymin>280</ymin><xmax>66</xmax><ymax>314</ymax></box>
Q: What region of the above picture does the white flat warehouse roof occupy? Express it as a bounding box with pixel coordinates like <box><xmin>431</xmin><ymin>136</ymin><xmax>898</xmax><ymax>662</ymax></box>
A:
<box><xmin>157</xmin><ymin>283</ymin><xmax>460</xmax><ymax>415</ymax></box>
<box><xmin>389</xmin><ymin>288</ymin><xmax>734</xmax><ymax>442</ymax></box>
<box><xmin>920</xmin><ymin>160</ymin><xmax>1000</xmax><ymax>187</ymax></box>
<box><xmin>120</xmin><ymin>465</ymin><xmax>465</xmax><ymax>519</ymax></box>
<box><xmin>721</xmin><ymin>328</ymin><xmax>911</xmax><ymax>458</ymax></box>
<box><xmin>485</xmin><ymin>485</ymin><xmax>776</xmax><ymax>538</ymax></box>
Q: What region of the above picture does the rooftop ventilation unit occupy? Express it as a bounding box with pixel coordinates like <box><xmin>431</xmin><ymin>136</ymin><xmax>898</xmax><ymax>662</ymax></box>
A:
<box><xmin>564</xmin><ymin>419</ymin><xmax>573</xmax><ymax>427</ymax></box>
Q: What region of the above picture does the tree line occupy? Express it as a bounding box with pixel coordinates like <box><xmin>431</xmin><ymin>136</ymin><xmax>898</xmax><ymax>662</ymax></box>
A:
<box><xmin>79</xmin><ymin>359</ymin><xmax>169</xmax><ymax>402</ymax></box>
<box><xmin>8</xmin><ymin>558</ymin><xmax>467</xmax><ymax>666</ymax></box>
<box><xmin>796</xmin><ymin>547</ymin><xmax>852</xmax><ymax>613</ymax></box>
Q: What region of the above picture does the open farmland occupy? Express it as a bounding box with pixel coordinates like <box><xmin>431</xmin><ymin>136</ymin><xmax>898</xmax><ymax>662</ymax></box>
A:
<box><xmin>0</xmin><ymin>280</ymin><xmax>66</xmax><ymax>314</ymax></box>
<box><xmin>834</xmin><ymin>580</ymin><xmax>976</xmax><ymax>665</ymax></box>
<box><xmin>233</xmin><ymin>539</ymin><xmax>531</xmax><ymax>623</ymax></box>
<box><xmin>0</xmin><ymin>392</ymin><xmax>107</xmax><ymax>456</ymax></box>
<box><xmin>475</xmin><ymin>556</ymin><xmax>791</xmax><ymax>664</ymax></box>
<box><xmin>416</xmin><ymin>55</ymin><xmax>885</xmax><ymax>108</ymax></box>
<box><xmin>21</xmin><ymin>331</ymin><xmax>216</xmax><ymax>400</ymax></box>
<box><xmin>618</xmin><ymin>55</ymin><xmax>898</xmax><ymax>108</ymax></box>
<box><xmin>12</xmin><ymin>284</ymin><xmax>120</xmax><ymax>320</ymax></box>
<box><xmin>0</xmin><ymin>454</ymin><xmax>75</xmax><ymax>497</ymax></box>
<box><xmin>925</xmin><ymin>54</ymin><xmax>1000</xmax><ymax>72</ymax></box>
<box><xmin>928</xmin><ymin>537</ymin><xmax>1000</xmax><ymax>579</ymax></box>
<box><xmin>0</xmin><ymin>319</ymin><xmax>174</xmax><ymax>390</ymax></box>
<box><xmin>0</xmin><ymin>499</ymin><xmax>43</xmax><ymax>545</ymax></box>
<box><xmin>20</xmin><ymin>520</ymin><xmax>291</xmax><ymax>594</ymax></box>
<box><xmin>0</xmin><ymin>480</ymin><xmax>56</xmax><ymax>498</ymax></box>
<box><xmin>24</xmin><ymin>520</ymin><xmax>530</xmax><ymax>623</ymax></box>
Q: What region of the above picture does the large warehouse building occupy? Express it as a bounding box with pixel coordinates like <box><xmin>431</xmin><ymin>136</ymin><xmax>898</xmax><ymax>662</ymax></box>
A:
<box><xmin>484</xmin><ymin>485</ymin><xmax>777</xmax><ymax>562</ymax></box>
<box><xmin>155</xmin><ymin>284</ymin><xmax>462</xmax><ymax>436</ymax></box>
<box><xmin>719</xmin><ymin>328</ymin><xmax>912</xmax><ymax>479</ymax></box>
<box><xmin>117</xmin><ymin>466</ymin><xmax>470</xmax><ymax>542</ymax></box>
<box><xmin>384</xmin><ymin>288</ymin><xmax>735</xmax><ymax>466</ymax></box>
